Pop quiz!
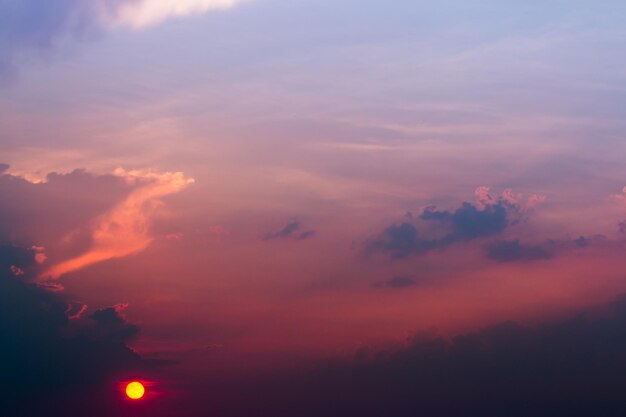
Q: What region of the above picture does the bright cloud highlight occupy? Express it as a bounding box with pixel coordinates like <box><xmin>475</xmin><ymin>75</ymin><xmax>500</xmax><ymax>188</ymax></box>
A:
<box><xmin>113</xmin><ymin>0</ymin><xmax>247</xmax><ymax>28</ymax></box>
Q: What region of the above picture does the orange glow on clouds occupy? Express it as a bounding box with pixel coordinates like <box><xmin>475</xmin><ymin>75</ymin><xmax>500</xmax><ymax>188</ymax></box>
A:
<box><xmin>41</xmin><ymin>169</ymin><xmax>194</xmax><ymax>280</ymax></box>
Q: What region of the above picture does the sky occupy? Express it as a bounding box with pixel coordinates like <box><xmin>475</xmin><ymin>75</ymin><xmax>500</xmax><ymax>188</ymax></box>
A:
<box><xmin>2</xmin><ymin>0</ymin><xmax>626</xmax><ymax>415</ymax></box>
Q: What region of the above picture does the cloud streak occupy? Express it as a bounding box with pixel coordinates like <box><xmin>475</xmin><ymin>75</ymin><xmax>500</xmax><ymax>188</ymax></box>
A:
<box><xmin>41</xmin><ymin>168</ymin><xmax>194</xmax><ymax>280</ymax></box>
<box><xmin>263</xmin><ymin>220</ymin><xmax>316</xmax><ymax>241</ymax></box>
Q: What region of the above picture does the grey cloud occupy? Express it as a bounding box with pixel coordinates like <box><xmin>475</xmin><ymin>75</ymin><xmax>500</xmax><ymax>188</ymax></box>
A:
<box><xmin>367</xmin><ymin>199</ymin><xmax>516</xmax><ymax>259</ymax></box>
<box><xmin>0</xmin><ymin>242</ymin><xmax>153</xmax><ymax>416</ymax></box>
<box><xmin>264</xmin><ymin>220</ymin><xmax>316</xmax><ymax>241</ymax></box>
<box><xmin>485</xmin><ymin>239</ymin><xmax>552</xmax><ymax>262</ymax></box>
<box><xmin>485</xmin><ymin>235</ymin><xmax>609</xmax><ymax>263</ymax></box>
<box><xmin>373</xmin><ymin>275</ymin><xmax>417</xmax><ymax>289</ymax></box>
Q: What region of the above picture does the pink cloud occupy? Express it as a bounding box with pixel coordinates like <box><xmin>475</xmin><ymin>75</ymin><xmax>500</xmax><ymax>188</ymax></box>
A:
<box><xmin>40</xmin><ymin>169</ymin><xmax>194</xmax><ymax>281</ymax></box>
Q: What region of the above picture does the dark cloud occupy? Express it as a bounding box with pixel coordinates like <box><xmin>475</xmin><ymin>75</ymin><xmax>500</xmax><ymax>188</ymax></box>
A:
<box><xmin>264</xmin><ymin>220</ymin><xmax>316</xmax><ymax>241</ymax></box>
<box><xmin>485</xmin><ymin>239</ymin><xmax>552</xmax><ymax>262</ymax></box>
<box><xmin>0</xmin><ymin>243</ymin><xmax>155</xmax><ymax>416</ymax></box>
<box><xmin>485</xmin><ymin>235</ymin><xmax>608</xmax><ymax>263</ymax></box>
<box><xmin>0</xmin><ymin>163</ymin><xmax>8</xmax><ymax>174</ymax></box>
<box><xmin>0</xmin><ymin>243</ymin><xmax>37</xmax><ymax>272</ymax></box>
<box><xmin>367</xmin><ymin>200</ymin><xmax>517</xmax><ymax>259</ymax></box>
<box><xmin>179</xmin><ymin>296</ymin><xmax>626</xmax><ymax>417</ymax></box>
<box><xmin>574</xmin><ymin>236</ymin><xmax>591</xmax><ymax>247</ymax></box>
<box><xmin>366</xmin><ymin>222</ymin><xmax>435</xmax><ymax>259</ymax></box>
<box><xmin>373</xmin><ymin>275</ymin><xmax>417</xmax><ymax>289</ymax></box>
<box><xmin>421</xmin><ymin>202</ymin><xmax>509</xmax><ymax>242</ymax></box>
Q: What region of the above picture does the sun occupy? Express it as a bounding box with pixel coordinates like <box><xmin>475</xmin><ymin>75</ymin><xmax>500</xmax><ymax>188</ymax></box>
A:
<box><xmin>125</xmin><ymin>381</ymin><xmax>145</xmax><ymax>400</ymax></box>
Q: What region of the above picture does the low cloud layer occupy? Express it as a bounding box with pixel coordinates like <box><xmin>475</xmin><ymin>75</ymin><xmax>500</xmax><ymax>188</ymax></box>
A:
<box><xmin>182</xmin><ymin>296</ymin><xmax>626</xmax><ymax>417</ymax></box>
<box><xmin>0</xmin><ymin>244</ymin><xmax>146</xmax><ymax>416</ymax></box>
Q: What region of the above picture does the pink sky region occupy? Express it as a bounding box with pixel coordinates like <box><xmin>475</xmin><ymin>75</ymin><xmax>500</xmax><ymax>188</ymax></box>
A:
<box><xmin>2</xmin><ymin>1</ymin><xmax>626</xmax><ymax>416</ymax></box>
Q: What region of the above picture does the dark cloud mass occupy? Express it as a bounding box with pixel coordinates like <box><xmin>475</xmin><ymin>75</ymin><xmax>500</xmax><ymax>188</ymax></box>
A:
<box><xmin>420</xmin><ymin>202</ymin><xmax>509</xmax><ymax>240</ymax></box>
<box><xmin>0</xmin><ymin>243</ymin><xmax>38</xmax><ymax>272</ymax></box>
<box><xmin>185</xmin><ymin>296</ymin><xmax>626</xmax><ymax>417</ymax></box>
<box><xmin>367</xmin><ymin>199</ymin><xmax>516</xmax><ymax>259</ymax></box>
<box><xmin>0</xmin><ymin>243</ymin><xmax>150</xmax><ymax>417</ymax></box>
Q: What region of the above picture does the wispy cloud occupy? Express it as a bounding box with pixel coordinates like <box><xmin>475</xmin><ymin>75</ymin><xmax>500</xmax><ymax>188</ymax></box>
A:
<box><xmin>40</xmin><ymin>168</ymin><xmax>194</xmax><ymax>280</ymax></box>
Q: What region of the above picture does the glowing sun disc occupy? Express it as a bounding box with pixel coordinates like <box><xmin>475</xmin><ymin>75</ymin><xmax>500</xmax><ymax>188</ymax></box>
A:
<box><xmin>125</xmin><ymin>381</ymin><xmax>145</xmax><ymax>400</ymax></box>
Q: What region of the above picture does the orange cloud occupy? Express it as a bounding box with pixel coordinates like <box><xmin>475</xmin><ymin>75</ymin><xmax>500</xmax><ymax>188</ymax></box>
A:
<box><xmin>40</xmin><ymin>169</ymin><xmax>194</xmax><ymax>281</ymax></box>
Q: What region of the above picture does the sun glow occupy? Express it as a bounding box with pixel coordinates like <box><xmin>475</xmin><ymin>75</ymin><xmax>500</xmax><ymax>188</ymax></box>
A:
<box><xmin>125</xmin><ymin>381</ymin><xmax>146</xmax><ymax>400</ymax></box>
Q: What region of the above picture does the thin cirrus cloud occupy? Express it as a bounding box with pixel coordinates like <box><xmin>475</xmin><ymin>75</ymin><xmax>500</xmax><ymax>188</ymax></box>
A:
<box><xmin>40</xmin><ymin>168</ymin><xmax>194</xmax><ymax>281</ymax></box>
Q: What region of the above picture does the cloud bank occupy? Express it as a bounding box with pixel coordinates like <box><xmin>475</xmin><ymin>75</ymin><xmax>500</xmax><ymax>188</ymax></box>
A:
<box><xmin>163</xmin><ymin>296</ymin><xmax>626</xmax><ymax>417</ymax></box>
<box><xmin>0</xmin><ymin>244</ymin><xmax>147</xmax><ymax>416</ymax></box>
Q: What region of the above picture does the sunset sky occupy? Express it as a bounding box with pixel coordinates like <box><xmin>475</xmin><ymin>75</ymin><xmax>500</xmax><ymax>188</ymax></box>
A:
<box><xmin>2</xmin><ymin>1</ymin><xmax>626</xmax><ymax>416</ymax></box>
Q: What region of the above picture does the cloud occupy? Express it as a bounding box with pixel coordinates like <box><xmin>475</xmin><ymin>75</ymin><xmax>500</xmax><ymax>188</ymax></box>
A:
<box><xmin>0</xmin><ymin>168</ymin><xmax>132</xmax><ymax>244</ymax></box>
<box><xmin>184</xmin><ymin>296</ymin><xmax>626</xmax><ymax>417</ymax></box>
<box><xmin>113</xmin><ymin>0</ymin><xmax>248</xmax><ymax>29</ymax></box>
<box><xmin>366</xmin><ymin>222</ymin><xmax>434</xmax><ymax>259</ymax></box>
<box><xmin>366</xmin><ymin>189</ymin><xmax>532</xmax><ymax>259</ymax></box>
<box><xmin>373</xmin><ymin>275</ymin><xmax>417</xmax><ymax>289</ymax></box>
<box><xmin>0</xmin><ymin>0</ymin><xmax>103</xmax><ymax>80</ymax></box>
<box><xmin>40</xmin><ymin>168</ymin><xmax>194</xmax><ymax>280</ymax></box>
<box><xmin>421</xmin><ymin>201</ymin><xmax>509</xmax><ymax>242</ymax></box>
<box><xmin>0</xmin><ymin>0</ymin><xmax>248</xmax><ymax>79</ymax></box>
<box><xmin>485</xmin><ymin>239</ymin><xmax>552</xmax><ymax>262</ymax></box>
<box><xmin>610</xmin><ymin>186</ymin><xmax>626</xmax><ymax>205</ymax></box>
<box><xmin>0</xmin><ymin>243</ymin><xmax>40</xmax><ymax>275</ymax></box>
<box><xmin>485</xmin><ymin>235</ymin><xmax>609</xmax><ymax>263</ymax></box>
<box><xmin>0</xmin><ymin>244</ymin><xmax>147</xmax><ymax>416</ymax></box>
<box><xmin>264</xmin><ymin>220</ymin><xmax>316</xmax><ymax>241</ymax></box>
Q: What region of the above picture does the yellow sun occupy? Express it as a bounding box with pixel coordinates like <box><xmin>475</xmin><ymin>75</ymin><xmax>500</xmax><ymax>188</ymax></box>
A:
<box><xmin>125</xmin><ymin>381</ymin><xmax>145</xmax><ymax>400</ymax></box>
